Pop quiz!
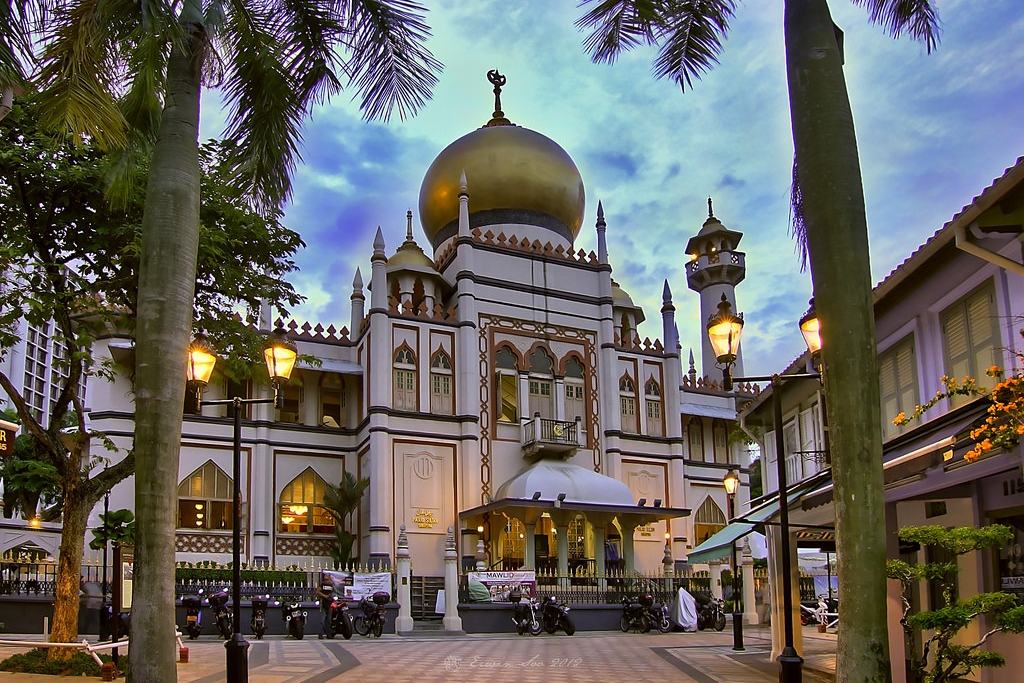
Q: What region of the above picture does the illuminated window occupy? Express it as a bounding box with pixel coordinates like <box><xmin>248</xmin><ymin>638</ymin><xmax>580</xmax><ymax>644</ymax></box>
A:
<box><xmin>495</xmin><ymin>346</ymin><xmax>519</xmax><ymax>423</ymax></box>
<box><xmin>320</xmin><ymin>373</ymin><xmax>345</xmax><ymax>428</ymax></box>
<box><xmin>279</xmin><ymin>468</ymin><xmax>333</xmax><ymax>534</ymax></box>
<box><xmin>177</xmin><ymin>461</ymin><xmax>233</xmax><ymax>531</ymax></box>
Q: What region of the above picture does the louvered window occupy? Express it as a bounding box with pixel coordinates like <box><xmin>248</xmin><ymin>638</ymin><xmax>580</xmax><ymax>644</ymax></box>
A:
<box><xmin>941</xmin><ymin>284</ymin><xmax>998</xmax><ymax>408</ymax></box>
<box><xmin>879</xmin><ymin>336</ymin><xmax>918</xmax><ymax>439</ymax></box>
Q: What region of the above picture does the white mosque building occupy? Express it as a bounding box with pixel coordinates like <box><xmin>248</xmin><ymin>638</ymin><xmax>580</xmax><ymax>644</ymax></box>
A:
<box><xmin>5</xmin><ymin>74</ymin><xmax>756</xmax><ymax>580</ymax></box>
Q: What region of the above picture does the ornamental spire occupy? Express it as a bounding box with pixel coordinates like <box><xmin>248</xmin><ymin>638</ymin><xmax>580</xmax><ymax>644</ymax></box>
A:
<box><xmin>484</xmin><ymin>70</ymin><xmax>513</xmax><ymax>127</ymax></box>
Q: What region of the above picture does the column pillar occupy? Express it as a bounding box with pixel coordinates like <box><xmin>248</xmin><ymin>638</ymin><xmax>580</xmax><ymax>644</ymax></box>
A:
<box><xmin>741</xmin><ymin>539</ymin><xmax>759</xmax><ymax>625</ymax></box>
<box><xmin>395</xmin><ymin>525</ymin><xmax>414</xmax><ymax>634</ymax></box>
<box><xmin>442</xmin><ymin>527</ymin><xmax>464</xmax><ymax>632</ymax></box>
<box><xmin>710</xmin><ymin>562</ymin><xmax>724</xmax><ymax>600</ymax></box>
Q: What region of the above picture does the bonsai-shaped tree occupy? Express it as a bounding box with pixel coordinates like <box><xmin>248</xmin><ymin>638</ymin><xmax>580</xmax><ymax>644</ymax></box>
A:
<box><xmin>886</xmin><ymin>524</ymin><xmax>1024</xmax><ymax>683</ymax></box>
<box><xmin>322</xmin><ymin>472</ymin><xmax>370</xmax><ymax>569</ymax></box>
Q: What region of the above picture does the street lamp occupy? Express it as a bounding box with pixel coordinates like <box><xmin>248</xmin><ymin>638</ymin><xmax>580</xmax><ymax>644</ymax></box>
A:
<box><xmin>723</xmin><ymin>467</ymin><xmax>743</xmax><ymax>651</ymax></box>
<box><xmin>187</xmin><ymin>324</ymin><xmax>297</xmax><ymax>683</ymax></box>
<box><xmin>707</xmin><ymin>297</ymin><xmax>821</xmax><ymax>683</ymax></box>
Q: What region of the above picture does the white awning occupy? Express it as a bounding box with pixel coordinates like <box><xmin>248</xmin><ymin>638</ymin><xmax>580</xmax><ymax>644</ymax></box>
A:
<box><xmin>296</xmin><ymin>359</ymin><xmax>364</xmax><ymax>375</ymax></box>
<box><xmin>679</xmin><ymin>403</ymin><xmax>736</xmax><ymax>420</ymax></box>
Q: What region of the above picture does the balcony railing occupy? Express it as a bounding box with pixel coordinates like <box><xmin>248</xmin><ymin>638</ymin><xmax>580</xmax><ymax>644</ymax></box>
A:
<box><xmin>521</xmin><ymin>415</ymin><xmax>581</xmax><ymax>460</ymax></box>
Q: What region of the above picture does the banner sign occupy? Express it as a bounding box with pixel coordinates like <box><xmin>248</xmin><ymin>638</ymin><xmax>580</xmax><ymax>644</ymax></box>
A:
<box><xmin>321</xmin><ymin>570</ymin><xmax>393</xmax><ymax>601</ymax></box>
<box><xmin>466</xmin><ymin>570</ymin><xmax>536</xmax><ymax>602</ymax></box>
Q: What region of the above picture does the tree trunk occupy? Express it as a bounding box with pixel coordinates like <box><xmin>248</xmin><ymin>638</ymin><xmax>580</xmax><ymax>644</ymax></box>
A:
<box><xmin>46</xmin><ymin>482</ymin><xmax>91</xmax><ymax>656</ymax></box>
<box><xmin>127</xmin><ymin>26</ymin><xmax>203</xmax><ymax>683</ymax></box>
<box><xmin>784</xmin><ymin>2</ymin><xmax>891</xmax><ymax>683</ymax></box>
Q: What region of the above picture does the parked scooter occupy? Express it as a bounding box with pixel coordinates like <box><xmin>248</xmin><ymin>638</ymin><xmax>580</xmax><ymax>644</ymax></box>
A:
<box><xmin>207</xmin><ymin>588</ymin><xmax>233</xmax><ymax>639</ymax></box>
<box><xmin>694</xmin><ymin>593</ymin><xmax>726</xmax><ymax>632</ymax></box>
<box><xmin>282</xmin><ymin>599</ymin><xmax>307</xmax><ymax>640</ymax></box>
<box><xmin>182</xmin><ymin>590</ymin><xmax>205</xmax><ymax>640</ymax></box>
<box><xmin>352</xmin><ymin>591</ymin><xmax>389</xmax><ymax>638</ymax></box>
<box><xmin>539</xmin><ymin>595</ymin><xmax>575</xmax><ymax>636</ymax></box>
<box><xmin>250</xmin><ymin>595</ymin><xmax>271</xmax><ymax>639</ymax></box>
<box><xmin>509</xmin><ymin>589</ymin><xmax>541</xmax><ymax>636</ymax></box>
<box><xmin>620</xmin><ymin>596</ymin><xmax>653</xmax><ymax>633</ymax></box>
<box><xmin>324</xmin><ymin>595</ymin><xmax>354</xmax><ymax>640</ymax></box>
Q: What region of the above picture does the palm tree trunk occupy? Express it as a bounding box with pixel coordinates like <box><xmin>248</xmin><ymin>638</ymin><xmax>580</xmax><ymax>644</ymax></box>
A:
<box><xmin>784</xmin><ymin>2</ymin><xmax>891</xmax><ymax>683</ymax></box>
<box><xmin>127</xmin><ymin>25</ymin><xmax>204</xmax><ymax>683</ymax></box>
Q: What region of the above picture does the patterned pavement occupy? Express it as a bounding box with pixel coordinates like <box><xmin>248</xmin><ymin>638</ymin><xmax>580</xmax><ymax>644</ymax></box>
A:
<box><xmin>0</xmin><ymin>625</ymin><xmax>836</xmax><ymax>682</ymax></box>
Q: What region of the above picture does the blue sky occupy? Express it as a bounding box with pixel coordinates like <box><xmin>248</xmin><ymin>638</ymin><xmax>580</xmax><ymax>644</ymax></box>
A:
<box><xmin>203</xmin><ymin>0</ymin><xmax>1024</xmax><ymax>378</ymax></box>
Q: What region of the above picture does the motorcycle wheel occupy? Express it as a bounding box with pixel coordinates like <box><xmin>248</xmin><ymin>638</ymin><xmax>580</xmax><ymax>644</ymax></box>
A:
<box><xmin>325</xmin><ymin>617</ymin><xmax>335</xmax><ymax>640</ymax></box>
<box><xmin>340</xmin><ymin>613</ymin><xmax>353</xmax><ymax>640</ymax></box>
<box><xmin>560</xmin><ymin>615</ymin><xmax>575</xmax><ymax>636</ymax></box>
<box><xmin>714</xmin><ymin>613</ymin><xmax>727</xmax><ymax>632</ymax></box>
<box><xmin>372</xmin><ymin>617</ymin><xmax>384</xmax><ymax>638</ymax></box>
<box><xmin>619</xmin><ymin>614</ymin><xmax>631</xmax><ymax>633</ymax></box>
<box><xmin>529</xmin><ymin>619</ymin><xmax>542</xmax><ymax>636</ymax></box>
<box><xmin>544</xmin><ymin>620</ymin><xmax>558</xmax><ymax>634</ymax></box>
<box><xmin>640</xmin><ymin>614</ymin><xmax>652</xmax><ymax>634</ymax></box>
<box><xmin>188</xmin><ymin>626</ymin><xmax>200</xmax><ymax>640</ymax></box>
<box><xmin>658</xmin><ymin>616</ymin><xmax>672</xmax><ymax>634</ymax></box>
<box><xmin>292</xmin><ymin>621</ymin><xmax>305</xmax><ymax>640</ymax></box>
<box><xmin>253</xmin><ymin>616</ymin><xmax>265</xmax><ymax>639</ymax></box>
<box><xmin>218</xmin><ymin>615</ymin><xmax>232</xmax><ymax>640</ymax></box>
<box><xmin>353</xmin><ymin>616</ymin><xmax>369</xmax><ymax>636</ymax></box>
<box><xmin>516</xmin><ymin>620</ymin><xmax>526</xmax><ymax>635</ymax></box>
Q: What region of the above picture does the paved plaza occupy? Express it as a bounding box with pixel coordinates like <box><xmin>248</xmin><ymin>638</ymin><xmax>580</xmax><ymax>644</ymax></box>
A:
<box><xmin>0</xmin><ymin>625</ymin><xmax>836</xmax><ymax>682</ymax></box>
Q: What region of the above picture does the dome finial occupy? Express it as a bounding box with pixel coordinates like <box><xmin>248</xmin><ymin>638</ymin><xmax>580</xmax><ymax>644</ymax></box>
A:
<box><xmin>708</xmin><ymin>196</ymin><xmax>714</xmax><ymax>218</ymax></box>
<box><xmin>484</xmin><ymin>70</ymin><xmax>513</xmax><ymax>127</ymax></box>
<box><xmin>406</xmin><ymin>210</ymin><xmax>414</xmax><ymax>241</ymax></box>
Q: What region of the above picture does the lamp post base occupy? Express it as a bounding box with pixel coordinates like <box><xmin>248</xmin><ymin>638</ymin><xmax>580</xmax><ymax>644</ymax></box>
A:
<box><xmin>778</xmin><ymin>646</ymin><xmax>803</xmax><ymax>683</ymax></box>
<box><xmin>225</xmin><ymin>633</ymin><xmax>250</xmax><ymax>683</ymax></box>
<box><xmin>732</xmin><ymin>609</ymin><xmax>744</xmax><ymax>651</ymax></box>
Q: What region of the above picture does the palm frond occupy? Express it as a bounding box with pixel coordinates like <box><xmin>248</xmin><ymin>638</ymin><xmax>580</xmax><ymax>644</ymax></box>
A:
<box><xmin>35</xmin><ymin>0</ymin><xmax>127</xmax><ymax>149</ymax></box>
<box><xmin>852</xmin><ymin>0</ymin><xmax>941</xmax><ymax>53</ymax></box>
<box><xmin>789</xmin><ymin>155</ymin><xmax>809</xmax><ymax>272</ymax></box>
<box><xmin>343</xmin><ymin>0</ymin><xmax>442</xmax><ymax>122</ymax></box>
<box><xmin>575</xmin><ymin>0</ymin><xmax>661</xmax><ymax>64</ymax></box>
<box><xmin>649</xmin><ymin>1</ymin><xmax>737</xmax><ymax>91</ymax></box>
<box><xmin>1</xmin><ymin>0</ymin><xmax>49</xmax><ymax>83</ymax></box>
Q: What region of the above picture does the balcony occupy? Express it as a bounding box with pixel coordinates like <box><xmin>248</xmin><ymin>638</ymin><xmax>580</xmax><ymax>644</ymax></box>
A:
<box><xmin>521</xmin><ymin>414</ymin><xmax>581</xmax><ymax>460</ymax></box>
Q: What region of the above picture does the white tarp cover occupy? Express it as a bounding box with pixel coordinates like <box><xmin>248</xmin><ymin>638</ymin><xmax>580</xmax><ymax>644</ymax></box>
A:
<box><xmin>669</xmin><ymin>588</ymin><xmax>699</xmax><ymax>632</ymax></box>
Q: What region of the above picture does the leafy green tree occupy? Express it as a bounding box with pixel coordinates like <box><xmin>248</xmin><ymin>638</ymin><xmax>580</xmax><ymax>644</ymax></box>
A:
<box><xmin>89</xmin><ymin>509</ymin><xmax>136</xmax><ymax>551</ymax></box>
<box><xmin>13</xmin><ymin>3</ymin><xmax>441</xmax><ymax>677</ymax></box>
<box><xmin>323</xmin><ymin>471</ymin><xmax>371</xmax><ymax>569</ymax></box>
<box><xmin>0</xmin><ymin>99</ymin><xmax>304</xmax><ymax>657</ymax></box>
<box><xmin>573</xmin><ymin>3</ymin><xmax>939</xmax><ymax>680</ymax></box>
<box><xmin>887</xmin><ymin>525</ymin><xmax>1024</xmax><ymax>683</ymax></box>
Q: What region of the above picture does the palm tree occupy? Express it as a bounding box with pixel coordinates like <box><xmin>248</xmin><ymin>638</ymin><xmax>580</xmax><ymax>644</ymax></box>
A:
<box><xmin>21</xmin><ymin>3</ymin><xmax>441</xmax><ymax>680</ymax></box>
<box><xmin>574</xmin><ymin>2</ymin><xmax>939</xmax><ymax>682</ymax></box>
<box><xmin>323</xmin><ymin>471</ymin><xmax>371</xmax><ymax>569</ymax></box>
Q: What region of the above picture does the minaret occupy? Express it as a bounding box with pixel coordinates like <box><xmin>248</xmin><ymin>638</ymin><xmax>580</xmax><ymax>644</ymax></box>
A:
<box><xmin>596</xmin><ymin>201</ymin><xmax>608</xmax><ymax>265</ymax></box>
<box><xmin>684</xmin><ymin>198</ymin><xmax>746</xmax><ymax>380</ymax></box>
<box><xmin>350</xmin><ymin>268</ymin><xmax>365</xmax><ymax>333</ymax></box>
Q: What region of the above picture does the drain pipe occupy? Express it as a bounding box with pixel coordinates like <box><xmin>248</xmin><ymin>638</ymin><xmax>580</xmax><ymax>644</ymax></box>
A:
<box><xmin>953</xmin><ymin>221</ymin><xmax>1024</xmax><ymax>277</ymax></box>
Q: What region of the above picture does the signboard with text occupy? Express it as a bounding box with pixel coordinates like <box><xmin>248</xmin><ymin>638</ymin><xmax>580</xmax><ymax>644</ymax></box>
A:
<box><xmin>0</xmin><ymin>420</ymin><xmax>17</xmax><ymax>457</ymax></box>
<box><xmin>466</xmin><ymin>570</ymin><xmax>536</xmax><ymax>602</ymax></box>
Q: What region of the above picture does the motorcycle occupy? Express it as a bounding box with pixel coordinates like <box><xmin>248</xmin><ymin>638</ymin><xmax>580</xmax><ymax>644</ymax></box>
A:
<box><xmin>282</xmin><ymin>599</ymin><xmax>307</xmax><ymax>640</ymax></box>
<box><xmin>250</xmin><ymin>595</ymin><xmax>271</xmax><ymax>640</ymax></box>
<box><xmin>647</xmin><ymin>596</ymin><xmax>673</xmax><ymax>634</ymax></box>
<box><xmin>324</xmin><ymin>596</ymin><xmax>354</xmax><ymax>640</ymax></box>
<box><xmin>694</xmin><ymin>593</ymin><xmax>727</xmax><ymax>632</ymax></box>
<box><xmin>508</xmin><ymin>589</ymin><xmax>542</xmax><ymax>636</ymax></box>
<box><xmin>539</xmin><ymin>595</ymin><xmax>575</xmax><ymax>636</ymax></box>
<box><xmin>620</xmin><ymin>596</ymin><xmax>653</xmax><ymax>633</ymax></box>
<box><xmin>207</xmin><ymin>588</ymin><xmax>233</xmax><ymax>639</ymax></box>
<box><xmin>182</xmin><ymin>590</ymin><xmax>205</xmax><ymax>640</ymax></box>
<box><xmin>352</xmin><ymin>591</ymin><xmax>389</xmax><ymax>638</ymax></box>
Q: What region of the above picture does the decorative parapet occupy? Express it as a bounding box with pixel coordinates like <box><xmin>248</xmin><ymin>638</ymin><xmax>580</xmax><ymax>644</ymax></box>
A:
<box><xmin>682</xmin><ymin>375</ymin><xmax>761</xmax><ymax>397</ymax></box>
<box><xmin>277</xmin><ymin>318</ymin><xmax>351</xmax><ymax>344</ymax></box>
<box><xmin>434</xmin><ymin>228</ymin><xmax>601</xmax><ymax>271</ymax></box>
<box><xmin>613</xmin><ymin>333</ymin><xmax>666</xmax><ymax>354</ymax></box>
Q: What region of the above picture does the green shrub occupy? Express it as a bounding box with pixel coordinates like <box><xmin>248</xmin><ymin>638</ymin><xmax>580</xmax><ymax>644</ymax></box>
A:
<box><xmin>0</xmin><ymin>648</ymin><xmax>112</xmax><ymax>676</ymax></box>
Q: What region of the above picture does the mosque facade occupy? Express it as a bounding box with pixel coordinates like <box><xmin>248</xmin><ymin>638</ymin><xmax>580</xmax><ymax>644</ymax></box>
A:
<box><xmin>10</xmin><ymin>76</ymin><xmax>755</xmax><ymax>577</ymax></box>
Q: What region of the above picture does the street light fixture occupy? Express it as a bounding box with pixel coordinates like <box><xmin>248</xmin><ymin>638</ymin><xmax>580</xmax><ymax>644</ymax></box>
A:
<box><xmin>707</xmin><ymin>297</ymin><xmax>821</xmax><ymax>683</ymax></box>
<box><xmin>187</xmin><ymin>324</ymin><xmax>297</xmax><ymax>683</ymax></box>
<box><xmin>722</xmin><ymin>467</ymin><xmax>743</xmax><ymax>651</ymax></box>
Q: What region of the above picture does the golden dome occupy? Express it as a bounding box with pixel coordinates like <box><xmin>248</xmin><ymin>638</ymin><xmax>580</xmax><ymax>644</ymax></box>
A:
<box><xmin>418</xmin><ymin>124</ymin><xmax>586</xmax><ymax>249</ymax></box>
<box><xmin>387</xmin><ymin>240</ymin><xmax>436</xmax><ymax>271</ymax></box>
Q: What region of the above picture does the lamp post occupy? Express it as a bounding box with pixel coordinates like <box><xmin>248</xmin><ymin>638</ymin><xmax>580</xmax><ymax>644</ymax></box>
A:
<box><xmin>723</xmin><ymin>467</ymin><xmax>743</xmax><ymax>651</ymax></box>
<box><xmin>187</xmin><ymin>325</ymin><xmax>297</xmax><ymax>683</ymax></box>
<box><xmin>707</xmin><ymin>297</ymin><xmax>822</xmax><ymax>683</ymax></box>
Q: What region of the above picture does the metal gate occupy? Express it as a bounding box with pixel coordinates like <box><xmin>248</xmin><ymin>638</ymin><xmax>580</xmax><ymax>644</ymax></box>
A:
<box><xmin>410</xmin><ymin>575</ymin><xmax>445</xmax><ymax>620</ymax></box>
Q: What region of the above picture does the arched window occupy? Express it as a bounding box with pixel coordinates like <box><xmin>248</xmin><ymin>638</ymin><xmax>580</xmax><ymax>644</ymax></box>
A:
<box><xmin>645</xmin><ymin>378</ymin><xmax>663</xmax><ymax>438</ymax></box>
<box><xmin>495</xmin><ymin>345</ymin><xmax>519</xmax><ymax>423</ymax></box>
<box><xmin>279</xmin><ymin>468</ymin><xmax>333</xmax><ymax>534</ymax></box>
<box><xmin>430</xmin><ymin>350</ymin><xmax>453</xmax><ymax>415</ymax></box>
<box><xmin>620</xmin><ymin>313</ymin><xmax>632</xmax><ymax>346</ymax></box>
<box><xmin>320</xmin><ymin>373</ymin><xmax>345</xmax><ymax>428</ymax></box>
<box><xmin>177</xmin><ymin>461</ymin><xmax>233</xmax><ymax>530</ymax></box>
<box><xmin>412</xmin><ymin>277</ymin><xmax>425</xmax><ymax>314</ymax></box>
<box><xmin>687</xmin><ymin>417</ymin><xmax>705</xmax><ymax>461</ymax></box>
<box><xmin>393</xmin><ymin>345</ymin><xmax>417</xmax><ymax>411</ymax></box>
<box><xmin>713</xmin><ymin>419</ymin><xmax>729</xmax><ymax>463</ymax></box>
<box><xmin>564</xmin><ymin>357</ymin><xmax>585</xmax><ymax>423</ymax></box>
<box><xmin>528</xmin><ymin>347</ymin><xmax>555</xmax><ymax>419</ymax></box>
<box><xmin>694</xmin><ymin>497</ymin><xmax>727</xmax><ymax>546</ymax></box>
<box><xmin>502</xmin><ymin>517</ymin><xmax>525</xmax><ymax>565</ymax></box>
<box><xmin>276</xmin><ymin>373</ymin><xmax>302</xmax><ymax>424</ymax></box>
<box><xmin>619</xmin><ymin>375</ymin><xmax>637</xmax><ymax>434</ymax></box>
